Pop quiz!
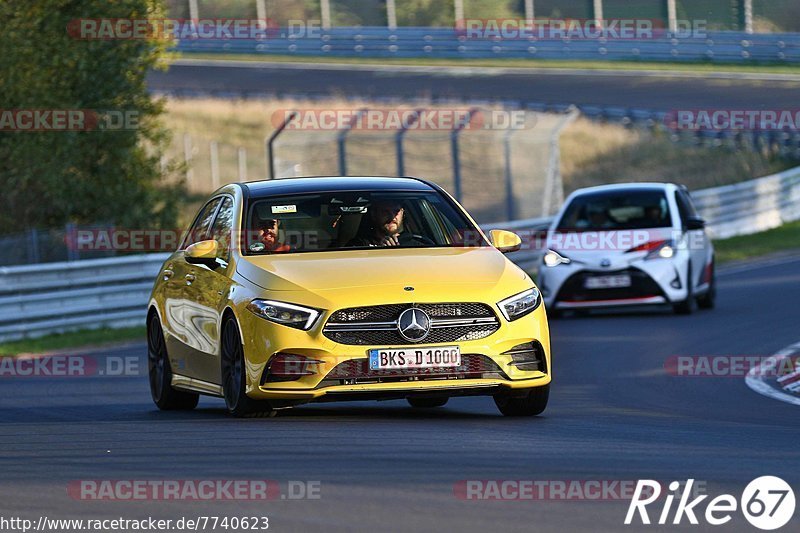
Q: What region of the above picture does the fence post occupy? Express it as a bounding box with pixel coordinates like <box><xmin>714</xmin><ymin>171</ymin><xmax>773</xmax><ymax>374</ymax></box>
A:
<box><xmin>504</xmin><ymin>129</ymin><xmax>515</xmax><ymax>221</ymax></box>
<box><xmin>65</xmin><ymin>223</ymin><xmax>79</xmax><ymax>262</ymax></box>
<box><xmin>210</xmin><ymin>140</ymin><xmax>220</xmax><ymax>190</ymax></box>
<box><xmin>255</xmin><ymin>0</ymin><xmax>267</xmax><ymax>28</ymax></box>
<box><xmin>27</xmin><ymin>228</ymin><xmax>40</xmax><ymax>264</ymax></box>
<box><xmin>454</xmin><ymin>0</ymin><xmax>464</xmax><ymax>24</ymax></box>
<box><xmin>666</xmin><ymin>0</ymin><xmax>677</xmax><ymax>33</ymax></box>
<box><xmin>525</xmin><ymin>0</ymin><xmax>534</xmax><ymax>21</ymax></box>
<box><xmin>593</xmin><ymin>0</ymin><xmax>604</xmax><ymax>28</ymax></box>
<box><xmin>743</xmin><ymin>0</ymin><xmax>753</xmax><ymax>33</ymax></box>
<box><xmin>396</xmin><ymin>109</ymin><xmax>423</xmax><ymax>176</ymax></box>
<box><xmin>320</xmin><ymin>0</ymin><xmax>332</xmax><ymax>29</ymax></box>
<box><xmin>337</xmin><ymin>108</ymin><xmax>367</xmax><ymax>176</ymax></box>
<box><xmin>543</xmin><ymin>107</ymin><xmax>580</xmax><ymax>216</ymax></box>
<box><xmin>387</xmin><ymin>0</ymin><xmax>397</xmax><ymax>30</ymax></box>
<box><xmin>450</xmin><ymin>108</ymin><xmax>480</xmax><ymax>203</ymax></box>
<box><xmin>183</xmin><ymin>133</ymin><xmax>194</xmax><ymax>187</ymax></box>
<box><xmin>238</xmin><ymin>147</ymin><xmax>248</xmax><ymax>181</ymax></box>
<box><xmin>267</xmin><ymin>110</ymin><xmax>298</xmax><ymax>180</ymax></box>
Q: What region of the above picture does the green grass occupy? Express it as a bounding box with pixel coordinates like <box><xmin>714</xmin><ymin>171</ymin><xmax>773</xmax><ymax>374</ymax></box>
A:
<box><xmin>178</xmin><ymin>52</ymin><xmax>800</xmax><ymax>75</ymax></box>
<box><xmin>0</xmin><ymin>327</ymin><xmax>146</xmax><ymax>356</ymax></box>
<box><xmin>715</xmin><ymin>220</ymin><xmax>800</xmax><ymax>264</ymax></box>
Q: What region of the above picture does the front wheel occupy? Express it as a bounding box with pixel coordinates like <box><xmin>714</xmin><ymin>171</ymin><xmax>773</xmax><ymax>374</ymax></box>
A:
<box><xmin>673</xmin><ymin>263</ymin><xmax>696</xmax><ymax>315</ymax></box>
<box><xmin>221</xmin><ymin>317</ymin><xmax>274</xmax><ymax>418</ymax></box>
<box><xmin>147</xmin><ymin>313</ymin><xmax>199</xmax><ymax>411</ymax></box>
<box><xmin>494</xmin><ymin>385</ymin><xmax>549</xmax><ymax>417</ymax></box>
<box><xmin>697</xmin><ymin>260</ymin><xmax>716</xmax><ymax>310</ymax></box>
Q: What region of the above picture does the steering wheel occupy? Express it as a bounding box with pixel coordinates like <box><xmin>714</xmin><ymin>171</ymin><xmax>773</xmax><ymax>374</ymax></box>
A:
<box><xmin>411</xmin><ymin>234</ymin><xmax>436</xmax><ymax>245</ymax></box>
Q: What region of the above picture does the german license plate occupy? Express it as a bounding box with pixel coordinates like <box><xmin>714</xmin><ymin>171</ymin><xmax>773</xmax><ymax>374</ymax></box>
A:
<box><xmin>585</xmin><ymin>274</ymin><xmax>633</xmax><ymax>289</ymax></box>
<box><xmin>369</xmin><ymin>346</ymin><xmax>461</xmax><ymax>371</ymax></box>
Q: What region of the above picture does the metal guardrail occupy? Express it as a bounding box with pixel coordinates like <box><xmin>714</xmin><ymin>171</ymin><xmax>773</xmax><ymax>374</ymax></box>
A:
<box><xmin>176</xmin><ymin>29</ymin><xmax>800</xmax><ymax>64</ymax></box>
<box><xmin>1</xmin><ymin>167</ymin><xmax>799</xmax><ymax>342</ymax></box>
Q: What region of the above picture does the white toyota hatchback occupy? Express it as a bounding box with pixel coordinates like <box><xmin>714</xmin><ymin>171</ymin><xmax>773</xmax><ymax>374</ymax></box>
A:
<box><xmin>539</xmin><ymin>183</ymin><xmax>716</xmax><ymax>315</ymax></box>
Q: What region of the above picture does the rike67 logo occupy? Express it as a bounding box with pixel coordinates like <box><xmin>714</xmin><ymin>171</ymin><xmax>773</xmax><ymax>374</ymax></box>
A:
<box><xmin>626</xmin><ymin>477</ymin><xmax>796</xmax><ymax>530</ymax></box>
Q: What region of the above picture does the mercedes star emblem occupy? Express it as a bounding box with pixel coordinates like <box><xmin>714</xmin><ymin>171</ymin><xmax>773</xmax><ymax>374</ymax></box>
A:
<box><xmin>397</xmin><ymin>308</ymin><xmax>431</xmax><ymax>342</ymax></box>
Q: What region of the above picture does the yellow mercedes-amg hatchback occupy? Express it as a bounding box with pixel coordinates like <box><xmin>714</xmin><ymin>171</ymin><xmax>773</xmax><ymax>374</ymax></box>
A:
<box><xmin>147</xmin><ymin>177</ymin><xmax>551</xmax><ymax>417</ymax></box>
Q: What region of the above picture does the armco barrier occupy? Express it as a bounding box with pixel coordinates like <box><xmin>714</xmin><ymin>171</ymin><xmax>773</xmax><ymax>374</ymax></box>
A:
<box><xmin>175</xmin><ymin>28</ymin><xmax>800</xmax><ymax>64</ymax></box>
<box><xmin>1</xmin><ymin>167</ymin><xmax>799</xmax><ymax>341</ymax></box>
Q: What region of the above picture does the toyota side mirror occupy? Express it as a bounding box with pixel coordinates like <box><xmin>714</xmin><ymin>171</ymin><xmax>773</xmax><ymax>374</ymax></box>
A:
<box><xmin>685</xmin><ymin>217</ymin><xmax>706</xmax><ymax>231</ymax></box>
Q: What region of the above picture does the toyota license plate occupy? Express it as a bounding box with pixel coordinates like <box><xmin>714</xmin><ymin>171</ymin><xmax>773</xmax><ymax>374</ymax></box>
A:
<box><xmin>369</xmin><ymin>346</ymin><xmax>461</xmax><ymax>370</ymax></box>
<box><xmin>585</xmin><ymin>275</ymin><xmax>633</xmax><ymax>289</ymax></box>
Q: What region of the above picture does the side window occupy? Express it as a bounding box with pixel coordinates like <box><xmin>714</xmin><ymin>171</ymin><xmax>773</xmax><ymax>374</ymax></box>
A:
<box><xmin>674</xmin><ymin>191</ymin><xmax>693</xmax><ymax>224</ymax></box>
<box><xmin>183</xmin><ymin>198</ymin><xmax>222</xmax><ymax>249</ymax></box>
<box><xmin>210</xmin><ymin>197</ymin><xmax>235</xmax><ymax>261</ymax></box>
<box><xmin>681</xmin><ymin>190</ymin><xmax>699</xmax><ymax>218</ymax></box>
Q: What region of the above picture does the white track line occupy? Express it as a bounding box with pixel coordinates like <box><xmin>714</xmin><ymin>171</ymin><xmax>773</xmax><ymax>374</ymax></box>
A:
<box><xmin>745</xmin><ymin>341</ymin><xmax>800</xmax><ymax>407</ymax></box>
<box><xmin>172</xmin><ymin>58</ymin><xmax>800</xmax><ymax>82</ymax></box>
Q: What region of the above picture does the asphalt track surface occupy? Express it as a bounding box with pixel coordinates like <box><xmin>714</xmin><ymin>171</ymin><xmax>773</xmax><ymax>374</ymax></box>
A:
<box><xmin>148</xmin><ymin>60</ymin><xmax>800</xmax><ymax>111</ymax></box>
<box><xmin>1</xmin><ymin>254</ymin><xmax>799</xmax><ymax>532</ymax></box>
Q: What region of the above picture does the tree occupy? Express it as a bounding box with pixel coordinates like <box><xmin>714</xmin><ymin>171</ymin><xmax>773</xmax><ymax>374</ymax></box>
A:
<box><xmin>0</xmin><ymin>0</ymin><xmax>185</xmax><ymax>235</ymax></box>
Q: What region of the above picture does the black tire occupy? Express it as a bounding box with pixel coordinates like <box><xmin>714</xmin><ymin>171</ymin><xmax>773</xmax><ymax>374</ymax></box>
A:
<box><xmin>494</xmin><ymin>385</ymin><xmax>549</xmax><ymax>417</ymax></box>
<box><xmin>697</xmin><ymin>260</ymin><xmax>716</xmax><ymax>310</ymax></box>
<box><xmin>147</xmin><ymin>313</ymin><xmax>199</xmax><ymax>411</ymax></box>
<box><xmin>407</xmin><ymin>397</ymin><xmax>449</xmax><ymax>409</ymax></box>
<box><xmin>221</xmin><ymin>317</ymin><xmax>274</xmax><ymax>418</ymax></box>
<box><xmin>673</xmin><ymin>263</ymin><xmax>696</xmax><ymax>315</ymax></box>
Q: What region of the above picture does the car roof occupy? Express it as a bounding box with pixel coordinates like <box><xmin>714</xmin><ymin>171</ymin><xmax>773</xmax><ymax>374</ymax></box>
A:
<box><xmin>568</xmin><ymin>182</ymin><xmax>678</xmax><ymax>197</ymax></box>
<box><xmin>241</xmin><ymin>176</ymin><xmax>436</xmax><ymax>198</ymax></box>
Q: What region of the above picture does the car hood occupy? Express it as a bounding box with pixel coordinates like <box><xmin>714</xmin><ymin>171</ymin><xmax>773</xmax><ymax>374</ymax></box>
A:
<box><xmin>236</xmin><ymin>247</ymin><xmax>528</xmax><ymax>294</ymax></box>
<box><xmin>547</xmin><ymin>228</ymin><xmax>676</xmax><ymax>270</ymax></box>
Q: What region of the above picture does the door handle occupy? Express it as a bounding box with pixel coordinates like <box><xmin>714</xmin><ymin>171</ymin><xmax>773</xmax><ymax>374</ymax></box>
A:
<box><xmin>163</xmin><ymin>269</ymin><xmax>174</xmax><ymax>281</ymax></box>
<box><xmin>185</xmin><ymin>273</ymin><xmax>196</xmax><ymax>285</ymax></box>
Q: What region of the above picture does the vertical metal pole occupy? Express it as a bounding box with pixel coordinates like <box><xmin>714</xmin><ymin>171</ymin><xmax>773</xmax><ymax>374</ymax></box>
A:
<box><xmin>256</xmin><ymin>0</ymin><xmax>267</xmax><ymax>28</ymax></box>
<box><xmin>210</xmin><ymin>141</ymin><xmax>220</xmax><ymax>190</ymax></box>
<box><xmin>267</xmin><ymin>111</ymin><xmax>298</xmax><ymax>180</ymax></box>
<box><xmin>188</xmin><ymin>0</ymin><xmax>199</xmax><ymax>20</ymax></box>
<box><xmin>183</xmin><ymin>133</ymin><xmax>194</xmax><ymax>187</ymax></box>
<box><xmin>667</xmin><ymin>0</ymin><xmax>677</xmax><ymax>33</ymax></box>
<box><xmin>396</xmin><ymin>109</ymin><xmax>423</xmax><ymax>177</ymax></box>
<box><xmin>27</xmin><ymin>228</ymin><xmax>40</xmax><ymax>264</ymax></box>
<box><xmin>525</xmin><ymin>0</ymin><xmax>535</xmax><ymax>21</ymax></box>
<box><xmin>543</xmin><ymin>107</ymin><xmax>580</xmax><ymax>217</ymax></box>
<box><xmin>337</xmin><ymin>108</ymin><xmax>367</xmax><ymax>176</ymax></box>
<box><xmin>454</xmin><ymin>0</ymin><xmax>464</xmax><ymax>24</ymax></box>
<box><xmin>593</xmin><ymin>0</ymin><xmax>604</xmax><ymax>28</ymax></box>
<box><xmin>65</xmin><ymin>223</ymin><xmax>78</xmax><ymax>262</ymax></box>
<box><xmin>450</xmin><ymin>108</ymin><xmax>480</xmax><ymax>203</ymax></box>
<box><xmin>387</xmin><ymin>0</ymin><xmax>397</xmax><ymax>29</ymax></box>
<box><xmin>320</xmin><ymin>0</ymin><xmax>332</xmax><ymax>29</ymax></box>
<box><xmin>504</xmin><ymin>129</ymin><xmax>515</xmax><ymax>221</ymax></box>
<box><xmin>743</xmin><ymin>0</ymin><xmax>753</xmax><ymax>33</ymax></box>
<box><xmin>238</xmin><ymin>147</ymin><xmax>247</xmax><ymax>181</ymax></box>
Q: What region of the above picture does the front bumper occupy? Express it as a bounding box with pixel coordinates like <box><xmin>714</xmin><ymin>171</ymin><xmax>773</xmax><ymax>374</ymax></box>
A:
<box><xmin>540</xmin><ymin>258</ymin><xmax>689</xmax><ymax>310</ymax></box>
<box><xmin>238</xmin><ymin>304</ymin><xmax>551</xmax><ymax>402</ymax></box>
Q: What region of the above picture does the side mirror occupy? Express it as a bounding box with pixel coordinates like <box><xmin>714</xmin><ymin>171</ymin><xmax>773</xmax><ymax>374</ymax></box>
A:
<box><xmin>685</xmin><ymin>217</ymin><xmax>706</xmax><ymax>231</ymax></box>
<box><xmin>489</xmin><ymin>229</ymin><xmax>522</xmax><ymax>254</ymax></box>
<box><xmin>185</xmin><ymin>240</ymin><xmax>220</xmax><ymax>268</ymax></box>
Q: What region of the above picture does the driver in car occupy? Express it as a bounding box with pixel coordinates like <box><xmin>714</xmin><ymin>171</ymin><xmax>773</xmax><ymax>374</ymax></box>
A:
<box><xmin>349</xmin><ymin>200</ymin><xmax>417</xmax><ymax>247</ymax></box>
<box><xmin>257</xmin><ymin>219</ymin><xmax>291</xmax><ymax>253</ymax></box>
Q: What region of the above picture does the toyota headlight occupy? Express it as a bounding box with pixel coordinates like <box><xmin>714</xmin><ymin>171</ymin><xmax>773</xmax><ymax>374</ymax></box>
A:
<box><xmin>543</xmin><ymin>249</ymin><xmax>571</xmax><ymax>268</ymax></box>
<box><xmin>497</xmin><ymin>288</ymin><xmax>542</xmax><ymax>321</ymax></box>
<box><xmin>246</xmin><ymin>300</ymin><xmax>322</xmax><ymax>330</ymax></box>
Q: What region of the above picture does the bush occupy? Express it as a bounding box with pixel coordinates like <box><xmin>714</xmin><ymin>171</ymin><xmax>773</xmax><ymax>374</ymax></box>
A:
<box><xmin>0</xmin><ymin>0</ymin><xmax>185</xmax><ymax>235</ymax></box>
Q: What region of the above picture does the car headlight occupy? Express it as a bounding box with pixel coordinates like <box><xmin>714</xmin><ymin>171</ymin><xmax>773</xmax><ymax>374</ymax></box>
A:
<box><xmin>543</xmin><ymin>249</ymin><xmax>571</xmax><ymax>268</ymax></box>
<box><xmin>497</xmin><ymin>288</ymin><xmax>541</xmax><ymax>321</ymax></box>
<box><xmin>646</xmin><ymin>241</ymin><xmax>675</xmax><ymax>260</ymax></box>
<box><xmin>246</xmin><ymin>300</ymin><xmax>322</xmax><ymax>330</ymax></box>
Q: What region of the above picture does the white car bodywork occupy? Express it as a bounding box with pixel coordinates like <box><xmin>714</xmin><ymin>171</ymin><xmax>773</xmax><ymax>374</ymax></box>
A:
<box><xmin>538</xmin><ymin>183</ymin><xmax>715</xmax><ymax>312</ymax></box>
